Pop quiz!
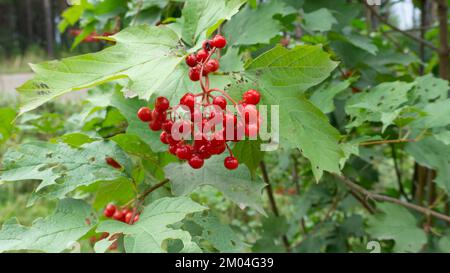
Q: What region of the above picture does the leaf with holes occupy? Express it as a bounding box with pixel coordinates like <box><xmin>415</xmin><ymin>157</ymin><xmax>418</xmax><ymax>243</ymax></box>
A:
<box><xmin>0</xmin><ymin>141</ymin><xmax>132</xmax><ymax>202</ymax></box>
<box><xmin>0</xmin><ymin>199</ymin><xmax>96</xmax><ymax>253</ymax></box>
<box><xmin>164</xmin><ymin>154</ymin><xmax>266</xmax><ymax>214</ymax></box>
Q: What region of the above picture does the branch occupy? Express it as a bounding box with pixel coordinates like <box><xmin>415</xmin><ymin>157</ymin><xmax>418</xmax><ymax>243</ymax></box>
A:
<box><xmin>334</xmin><ymin>175</ymin><xmax>450</xmax><ymax>224</ymax></box>
<box><xmin>124</xmin><ymin>179</ymin><xmax>170</xmax><ymax>208</ymax></box>
<box><xmin>363</xmin><ymin>1</ymin><xmax>439</xmax><ymax>52</ymax></box>
<box><xmin>359</xmin><ymin>138</ymin><xmax>417</xmax><ymax>146</ymax></box>
<box><xmin>390</xmin><ymin>144</ymin><xmax>411</xmax><ymax>201</ymax></box>
<box><xmin>260</xmin><ymin>161</ymin><xmax>291</xmax><ymax>252</ymax></box>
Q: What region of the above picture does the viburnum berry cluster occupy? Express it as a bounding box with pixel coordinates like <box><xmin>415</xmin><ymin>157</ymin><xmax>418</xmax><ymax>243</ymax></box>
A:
<box><xmin>103</xmin><ymin>203</ymin><xmax>140</xmax><ymax>225</ymax></box>
<box><xmin>137</xmin><ymin>34</ymin><xmax>262</xmax><ymax>170</ymax></box>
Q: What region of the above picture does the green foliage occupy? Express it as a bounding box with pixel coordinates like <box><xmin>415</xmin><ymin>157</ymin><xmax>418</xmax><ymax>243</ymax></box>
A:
<box><xmin>0</xmin><ymin>199</ymin><xmax>96</xmax><ymax>253</ymax></box>
<box><xmin>1</xmin><ymin>0</ymin><xmax>450</xmax><ymax>254</ymax></box>
<box><xmin>97</xmin><ymin>197</ymin><xmax>206</xmax><ymax>253</ymax></box>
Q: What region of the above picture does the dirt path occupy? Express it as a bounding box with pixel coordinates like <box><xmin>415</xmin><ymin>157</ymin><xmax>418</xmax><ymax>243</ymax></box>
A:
<box><xmin>0</xmin><ymin>73</ymin><xmax>87</xmax><ymax>103</ymax></box>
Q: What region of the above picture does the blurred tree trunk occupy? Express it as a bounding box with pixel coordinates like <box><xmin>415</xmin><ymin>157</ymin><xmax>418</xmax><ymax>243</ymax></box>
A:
<box><xmin>26</xmin><ymin>0</ymin><xmax>33</xmax><ymax>42</ymax></box>
<box><xmin>43</xmin><ymin>0</ymin><xmax>54</xmax><ymax>57</ymax></box>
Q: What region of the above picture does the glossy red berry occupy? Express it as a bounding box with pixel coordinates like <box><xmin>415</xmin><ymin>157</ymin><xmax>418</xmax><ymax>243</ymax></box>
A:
<box><xmin>245</xmin><ymin>123</ymin><xmax>259</xmax><ymax>138</ymax></box>
<box><xmin>155</xmin><ymin>97</ymin><xmax>170</xmax><ymax>112</ymax></box>
<box><xmin>168</xmin><ymin>144</ymin><xmax>178</xmax><ymax>155</ymax></box>
<box><xmin>196</xmin><ymin>49</ymin><xmax>208</xmax><ymax>62</ymax></box>
<box><xmin>211</xmin><ymin>35</ymin><xmax>227</xmax><ymax>48</ymax></box>
<box><xmin>105</xmin><ymin>157</ymin><xmax>121</xmax><ymax>169</ymax></box>
<box><xmin>224</xmin><ymin>156</ymin><xmax>239</xmax><ymax>170</ymax></box>
<box><xmin>242</xmin><ymin>89</ymin><xmax>261</xmax><ymax>105</ymax></box>
<box><xmin>188</xmin><ymin>156</ymin><xmax>204</xmax><ymax>169</ymax></box>
<box><xmin>162</xmin><ymin>120</ymin><xmax>174</xmax><ymax>133</ymax></box>
<box><xmin>112</xmin><ymin>210</ymin><xmax>124</xmax><ymax>221</ymax></box>
<box><xmin>133</xmin><ymin>214</ymin><xmax>140</xmax><ymax>223</ymax></box>
<box><xmin>176</xmin><ymin>145</ymin><xmax>192</xmax><ymax>160</ymax></box>
<box><xmin>103</xmin><ymin>204</ymin><xmax>116</xmax><ymax>218</ymax></box>
<box><xmin>180</xmin><ymin>93</ymin><xmax>196</xmax><ymax>110</ymax></box>
<box><xmin>160</xmin><ymin>131</ymin><xmax>169</xmax><ymax>144</ymax></box>
<box><xmin>125</xmin><ymin>212</ymin><xmax>133</xmax><ymax>224</ymax></box>
<box><xmin>189</xmin><ymin>67</ymin><xmax>201</xmax><ymax>81</ymax></box>
<box><xmin>205</xmin><ymin>59</ymin><xmax>219</xmax><ymax>73</ymax></box>
<box><xmin>212</xmin><ymin>96</ymin><xmax>227</xmax><ymax>110</ymax></box>
<box><xmin>185</xmin><ymin>54</ymin><xmax>197</xmax><ymax>67</ymax></box>
<box><xmin>137</xmin><ymin>107</ymin><xmax>152</xmax><ymax>122</ymax></box>
<box><xmin>149</xmin><ymin>120</ymin><xmax>162</xmax><ymax>131</ymax></box>
<box><xmin>152</xmin><ymin>109</ymin><xmax>166</xmax><ymax>122</ymax></box>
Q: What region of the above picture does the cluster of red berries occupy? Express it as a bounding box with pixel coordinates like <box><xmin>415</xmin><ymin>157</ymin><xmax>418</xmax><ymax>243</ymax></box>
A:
<box><xmin>136</xmin><ymin>35</ymin><xmax>262</xmax><ymax>170</ymax></box>
<box><xmin>185</xmin><ymin>34</ymin><xmax>227</xmax><ymax>81</ymax></box>
<box><xmin>103</xmin><ymin>203</ymin><xmax>140</xmax><ymax>225</ymax></box>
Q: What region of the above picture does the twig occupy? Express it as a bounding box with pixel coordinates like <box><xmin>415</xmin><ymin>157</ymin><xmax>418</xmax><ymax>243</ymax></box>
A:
<box><xmin>363</xmin><ymin>1</ymin><xmax>439</xmax><ymax>52</ymax></box>
<box><xmin>359</xmin><ymin>138</ymin><xmax>416</xmax><ymax>146</ymax></box>
<box><xmin>260</xmin><ymin>161</ymin><xmax>291</xmax><ymax>252</ymax></box>
<box><xmin>390</xmin><ymin>144</ymin><xmax>411</xmax><ymax>201</ymax></box>
<box><xmin>123</xmin><ymin>179</ymin><xmax>170</xmax><ymax>207</ymax></box>
<box><xmin>334</xmin><ymin>175</ymin><xmax>450</xmax><ymax>224</ymax></box>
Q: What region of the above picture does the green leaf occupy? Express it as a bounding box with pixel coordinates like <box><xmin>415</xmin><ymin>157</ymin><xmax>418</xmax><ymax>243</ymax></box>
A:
<box><xmin>244</xmin><ymin>45</ymin><xmax>339</xmax><ymax>93</ymax></box>
<box><xmin>97</xmin><ymin>197</ymin><xmax>206</xmax><ymax>253</ymax></box>
<box><xmin>190</xmin><ymin>214</ymin><xmax>246</xmax><ymax>252</ymax></box>
<box><xmin>0</xmin><ymin>199</ymin><xmax>96</xmax><ymax>253</ymax></box>
<box><xmin>310</xmin><ymin>79</ymin><xmax>351</xmax><ymax>114</ymax></box>
<box><xmin>223</xmin><ymin>0</ymin><xmax>296</xmax><ymax>45</ymax></box>
<box><xmin>164</xmin><ymin>154</ymin><xmax>266</xmax><ymax>214</ymax></box>
<box><xmin>232</xmin><ymin>140</ymin><xmax>264</xmax><ymax>175</ymax></box>
<box><xmin>93</xmin><ymin>178</ymin><xmax>135</xmax><ymax>209</ymax></box>
<box><xmin>345</xmin><ymin>81</ymin><xmax>415</xmax><ymax>131</ymax></box>
<box><xmin>302</xmin><ymin>8</ymin><xmax>337</xmax><ymax>32</ymax></box>
<box><xmin>16</xmin><ymin>25</ymin><xmax>183</xmax><ymax>115</ymax></box>
<box><xmin>220</xmin><ymin>47</ymin><xmax>244</xmax><ymax>72</ymax></box>
<box><xmin>0</xmin><ymin>107</ymin><xmax>16</xmax><ymax>146</ymax></box>
<box><xmin>180</xmin><ymin>0</ymin><xmax>246</xmax><ymax>46</ymax></box>
<box><xmin>411</xmin><ymin>74</ymin><xmax>449</xmax><ymax>105</ymax></box>
<box><xmin>406</xmin><ymin>136</ymin><xmax>450</xmax><ymax>194</ymax></box>
<box><xmin>244</xmin><ymin>45</ymin><xmax>342</xmax><ymax>180</ymax></box>
<box><xmin>367</xmin><ymin>203</ymin><xmax>426</xmax><ymax>252</ymax></box>
<box><xmin>0</xmin><ymin>141</ymin><xmax>132</xmax><ymax>202</ymax></box>
<box><xmin>410</xmin><ymin>99</ymin><xmax>450</xmax><ymax>130</ymax></box>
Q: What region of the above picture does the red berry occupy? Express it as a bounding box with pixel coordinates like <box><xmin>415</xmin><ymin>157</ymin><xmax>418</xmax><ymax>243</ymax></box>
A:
<box><xmin>176</xmin><ymin>145</ymin><xmax>192</xmax><ymax>160</ymax></box>
<box><xmin>209</xmin><ymin>142</ymin><xmax>226</xmax><ymax>155</ymax></box>
<box><xmin>188</xmin><ymin>156</ymin><xmax>204</xmax><ymax>169</ymax></box>
<box><xmin>149</xmin><ymin>120</ymin><xmax>162</xmax><ymax>131</ymax></box>
<box><xmin>189</xmin><ymin>67</ymin><xmax>201</xmax><ymax>81</ymax></box>
<box><xmin>103</xmin><ymin>209</ymin><xmax>114</xmax><ymax>218</ymax></box>
<box><xmin>245</xmin><ymin>123</ymin><xmax>259</xmax><ymax>138</ymax></box>
<box><xmin>211</xmin><ymin>35</ymin><xmax>227</xmax><ymax>48</ymax></box>
<box><xmin>133</xmin><ymin>214</ymin><xmax>140</xmax><ymax>223</ymax></box>
<box><xmin>152</xmin><ymin>109</ymin><xmax>166</xmax><ymax>122</ymax></box>
<box><xmin>224</xmin><ymin>156</ymin><xmax>239</xmax><ymax>170</ymax></box>
<box><xmin>106</xmin><ymin>204</ymin><xmax>116</xmax><ymax>213</ymax></box>
<box><xmin>241</xmin><ymin>104</ymin><xmax>259</xmax><ymax>124</ymax></box>
<box><xmin>242</xmin><ymin>89</ymin><xmax>261</xmax><ymax>105</ymax></box>
<box><xmin>212</xmin><ymin>96</ymin><xmax>227</xmax><ymax>110</ymax></box>
<box><xmin>169</xmin><ymin>144</ymin><xmax>178</xmax><ymax>155</ymax></box>
<box><xmin>160</xmin><ymin>131</ymin><xmax>169</xmax><ymax>144</ymax></box>
<box><xmin>198</xmin><ymin>145</ymin><xmax>211</xmax><ymax>159</ymax></box>
<box><xmin>196</xmin><ymin>49</ymin><xmax>209</xmax><ymax>62</ymax></box>
<box><xmin>155</xmin><ymin>97</ymin><xmax>170</xmax><ymax>112</ymax></box>
<box><xmin>125</xmin><ymin>212</ymin><xmax>133</xmax><ymax>224</ymax></box>
<box><xmin>202</xmin><ymin>40</ymin><xmax>213</xmax><ymax>51</ymax></box>
<box><xmin>205</xmin><ymin>59</ymin><xmax>219</xmax><ymax>73</ymax></box>
<box><xmin>105</xmin><ymin>157</ymin><xmax>121</xmax><ymax>169</ymax></box>
<box><xmin>162</xmin><ymin>120</ymin><xmax>174</xmax><ymax>133</ymax></box>
<box><xmin>112</xmin><ymin>210</ymin><xmax>124</xmax><ymax>221</ymax></box>
<box><xmin>180</xmin><ymin>93</ymin><xmax>196</xmax><ymax>110</ymax></box>
<box><xmin>185</xmin><ymin>54</ymin><xmax>197</xmax><ymax>67</ymax></box>
<box><xmin>137</xmin><ymin>107</ymin><xmax>152</xmax><ymax>122</ymax></box>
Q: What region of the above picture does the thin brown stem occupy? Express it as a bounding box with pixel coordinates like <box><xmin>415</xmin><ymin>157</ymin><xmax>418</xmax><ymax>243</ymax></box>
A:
<box><xmin>260</xmin><ymin>161</ymin><xmax>291</xmax><ymax>252</ymax></box>
<box><xmin>334</xmin><ymin>175</ymin><xmax>450</xmax><ymax>224</ymax></box>
<box><xmin>359</xmin><ymin>138</ymin><xmax>417</xmax><ymax>146</ymax></box>
<box><xmin>363</xmin><ymin>1</ymin><xmax>439</xmax><ymax>52</ymax></box>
